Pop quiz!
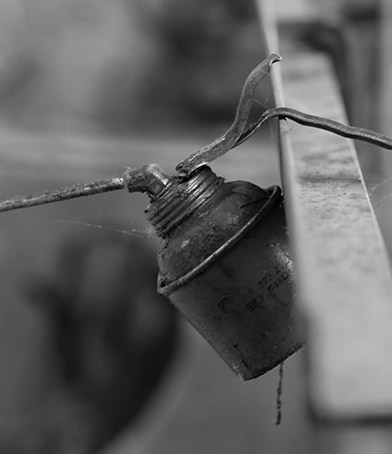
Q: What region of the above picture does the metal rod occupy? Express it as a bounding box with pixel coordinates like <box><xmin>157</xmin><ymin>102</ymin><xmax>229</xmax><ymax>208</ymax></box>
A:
<box><xmin>0</xmin><ymin>177</ymin><xmax>124</xmax><ymax>213</ymax></box>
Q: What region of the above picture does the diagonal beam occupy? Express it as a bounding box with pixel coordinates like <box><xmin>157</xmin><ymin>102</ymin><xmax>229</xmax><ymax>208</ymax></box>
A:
<box><xmin>256</xmin><ymin>0</ymin><xmax>392</xmax><ymax>420</ymax></box>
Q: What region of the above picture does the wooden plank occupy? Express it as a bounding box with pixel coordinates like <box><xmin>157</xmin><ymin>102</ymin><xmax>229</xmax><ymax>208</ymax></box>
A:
<box><xmin>256</xmin><ymin>0</ymin><xmax>392</xmax><ymax>420</ymax></box>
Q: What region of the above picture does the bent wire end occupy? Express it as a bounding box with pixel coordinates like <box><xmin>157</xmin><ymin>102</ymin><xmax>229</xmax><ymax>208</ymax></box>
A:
<box><xmin>176</xmin><ymin>53</ymin><xmax>282</xmax><ymax>178</ymax></box>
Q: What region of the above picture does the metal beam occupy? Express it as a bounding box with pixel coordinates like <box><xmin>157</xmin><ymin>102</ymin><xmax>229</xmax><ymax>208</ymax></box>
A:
<box><xmin>256</xmin><ymin>0</ymin><xmax>392</xmax><ymax>421</ymax></box>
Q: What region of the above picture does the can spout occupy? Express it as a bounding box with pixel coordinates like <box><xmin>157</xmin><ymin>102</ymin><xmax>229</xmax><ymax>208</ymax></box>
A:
<box><xmin>123</xmin><ymin>164</ymin><xmax>170</xmax><ymax>197</ymax></box>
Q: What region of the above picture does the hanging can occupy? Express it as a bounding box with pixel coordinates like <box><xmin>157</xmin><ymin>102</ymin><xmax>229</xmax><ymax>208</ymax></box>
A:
<box><xmin>134</xmin><ymin>164</ymin><xmax>303</xmax><ymax>380</ymax></box>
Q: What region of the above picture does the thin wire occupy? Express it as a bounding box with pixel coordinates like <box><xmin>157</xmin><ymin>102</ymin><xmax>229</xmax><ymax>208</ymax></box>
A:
<box><xmin>234</xmin><ymin>107</ymin><xmax>392</xmax><ymax>150</ymax></box>
<box><xmin>176</xmin><ymin>50</ymin><xmax>392</xmax><ymax>178</ymax></box>
<box><xmin>276</xmin><ymin>361</ymin><xmax>284</xmax><ymax>425</ymax></box>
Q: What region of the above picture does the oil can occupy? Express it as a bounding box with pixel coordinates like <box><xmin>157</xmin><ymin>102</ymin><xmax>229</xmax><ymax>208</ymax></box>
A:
<box><xmin>138</xmin><ymin>165</ymin><xmax>303</xmax><ymax>380</ymax></box>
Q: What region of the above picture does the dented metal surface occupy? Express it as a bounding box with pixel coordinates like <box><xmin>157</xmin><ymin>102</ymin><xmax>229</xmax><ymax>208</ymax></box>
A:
<box><xmin>146</xmin><ymin>166</ymin><xmax>304</xmax><ymax>380</ymax></box>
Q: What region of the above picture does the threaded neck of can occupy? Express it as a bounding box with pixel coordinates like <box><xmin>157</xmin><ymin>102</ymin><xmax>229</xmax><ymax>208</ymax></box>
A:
<box><xmin>146</xmin><ymin>166</ymin><xmax>224</xmax><ymax>238</ymax></box>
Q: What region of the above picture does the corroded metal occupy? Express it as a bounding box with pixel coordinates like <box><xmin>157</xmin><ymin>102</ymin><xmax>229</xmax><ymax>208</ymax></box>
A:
<box><xmin>123</xmin><ymin>164</ymin><xmax>170</xmax><ymax>197</ymax></box>
<box><xmin>0</xmin><ymin>165</ymin><xmax>169</xmax><ymax>212</ymax></box>
<box><xmin>175</xmin><ymin>54</ymin><xmax>281</xmax><ymax>177</ymax></box>
<box><xmin>148</xmin><ymin>165</ymin><xmax>303</xmax><ymax>380</ymax></box>
<box><xmin>0</xmin><ymin>177</ymin><xmax>124</xmax><ymax>212</ymax></box>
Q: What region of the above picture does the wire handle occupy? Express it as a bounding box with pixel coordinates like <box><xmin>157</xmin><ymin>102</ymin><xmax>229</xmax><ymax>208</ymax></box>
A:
<box><xmin>176</xmin><ymin>53</ymin><xmax>392</xmax><ymax>174</ymax></box>
<box><xmin>1</xmin><ymin>54</ymin><xmax>392</xmax><ymax>213</ymax></box>
<box><xmin>175</xmin><ymin>53</ymin><xmax>282</xmax><ymax>177</ymax></box>
<box><xmin>234</xmin><ymin>107</ymin><xmax>392</xmax><ymax>150</ymax></box>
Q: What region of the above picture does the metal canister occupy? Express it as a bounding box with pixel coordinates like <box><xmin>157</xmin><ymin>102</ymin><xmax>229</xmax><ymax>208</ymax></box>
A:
<box><xmin>144</xmin><ymin>165</ymin><xmax>303</xmax><ymax>380</ymax></box>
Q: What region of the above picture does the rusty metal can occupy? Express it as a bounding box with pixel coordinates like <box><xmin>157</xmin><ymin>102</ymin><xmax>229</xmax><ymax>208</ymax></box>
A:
<box><xmin>146</xmin><ymin>165</ymin><xmax>303</xmax><ymax>380</ymax></box>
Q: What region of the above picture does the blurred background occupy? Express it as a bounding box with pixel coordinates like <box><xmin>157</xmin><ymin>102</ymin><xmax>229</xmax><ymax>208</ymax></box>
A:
<box><xmin>0</xmin><ymin>0</ymin><xmax>389</xmax><ymax>453</ymax></box>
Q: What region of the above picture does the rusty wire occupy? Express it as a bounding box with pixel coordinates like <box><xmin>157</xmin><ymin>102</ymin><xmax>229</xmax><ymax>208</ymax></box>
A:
<box><xmin>175</xmin><ymin>53</ymin><xmax>282</xmax><ymax>176</ymax></box>
<box><xmin>234</xmin><ymin>107</ymin><xmax>392</xmax><ymax>150</ymax></box>
<box><xmin>1</xmin><ymin>54</ymin><xmax>392</xmax><ymax>213</ymax></box>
